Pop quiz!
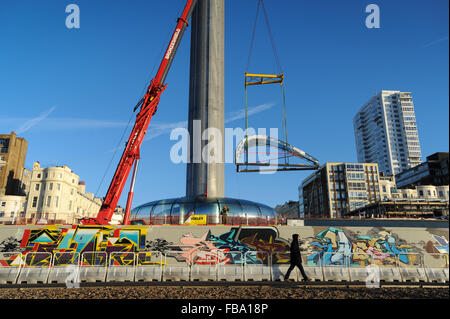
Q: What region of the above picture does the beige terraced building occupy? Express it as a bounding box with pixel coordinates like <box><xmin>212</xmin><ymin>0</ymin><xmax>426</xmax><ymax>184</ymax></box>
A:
<box><xmin>22</xmin><ymin>162</ymin><xmax>102</xmax><ymax>224</ymax></box>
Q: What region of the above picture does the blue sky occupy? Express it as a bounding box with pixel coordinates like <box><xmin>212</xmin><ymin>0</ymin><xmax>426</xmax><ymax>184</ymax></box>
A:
<box><xmin>0</xmin><ymin>0</ymin><xmax>448</xmax><ymax>209</ymax></box>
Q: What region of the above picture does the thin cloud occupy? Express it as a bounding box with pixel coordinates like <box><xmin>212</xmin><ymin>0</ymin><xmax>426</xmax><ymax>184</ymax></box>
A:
<box><xmin>225</xmin><ymin>102</ymin><xmax>276</xmax><ymax>123</ymax></box>
<box><xmin>39</xmin><ymin>118</ymin><xmax>128</xmax><ymax>130</ymax></box>
<box><xmin>422</xmin><ymin>36</ymin><xmax>449</xmax><ymax>48</ymax></box>
<box><xmin>4</xmin><ymin>114</ymin><xmax>128</xmax><ymax>133</ymax></box>
<box><xmin>146</xmin><ymin>121</ymin><xmax>188</xmax><ymax>140</ymax></box>
<box><xmin>15</xmin><ymin>106</ymin><xmax>56</xmax><ymax>134</ymax></box>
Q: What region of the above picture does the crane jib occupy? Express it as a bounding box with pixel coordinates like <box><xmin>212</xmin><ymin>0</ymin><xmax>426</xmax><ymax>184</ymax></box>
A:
<box><xmin>165</xmin><ymin>28</ymin><xmax>181</xmax><ymax>60</ymax></box>
<box><xmin>82</xmin><ymin>0</ymin><xmax>197</xmax><ymax>225</ymax></box>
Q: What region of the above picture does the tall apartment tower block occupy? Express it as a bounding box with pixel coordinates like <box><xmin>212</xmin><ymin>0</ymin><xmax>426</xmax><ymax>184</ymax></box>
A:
<box><xmin>354</xmin><ymin>90</ymin><xmax>422</xmax><ymax>176</ymax></box>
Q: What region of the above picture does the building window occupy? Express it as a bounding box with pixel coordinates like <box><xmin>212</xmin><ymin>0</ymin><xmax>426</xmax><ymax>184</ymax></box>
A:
<box><xmin>419</xmin><ymin>190</ymin><xmax>424</xmax><ymax>197</ymax></box>
<box><xmin>47</xmin><ymin>196</ymin><xmax>51</xmax><ymax>207</ymax></box>
<box><xmin>32</xmin><ymin>197</ymin><xmax>38</xmax><ymax>208</ymax></box>
<box><xmin>10</xmin><ymin>212</ymin><xmax>14</xmax><ymax>218</ymax></box>
<box><xmin>49</xmin><ymin>183</ymin><xmax>53</xmax><ymax>191</ymax></box>
<box><xmin>35</xmin><ymin>184</ymin><xmax>40</xmax><ymax>191</ymax></box>
<box><xmin>439</xmin><ymin>191</ymin><xmax>444</xmax><ymax>198</ymax></box>
<box><xmin>0</xmin><ymin>212</ymin><xmax>4</xmax><ymax>218</ymax></box>
<box><xmin>55</xmin><ymin>196</ymin><xmax>59</xmax><ymax>208</ymax></box>
<box><xmin>1</xmin><ymin>202</ymin><xmax>5</xmax><ymax>207</ymax></box>
<box><xmin>57</xmin><ymin>183</ymin><xmax>61</xmax><ymax>191</ymax></box>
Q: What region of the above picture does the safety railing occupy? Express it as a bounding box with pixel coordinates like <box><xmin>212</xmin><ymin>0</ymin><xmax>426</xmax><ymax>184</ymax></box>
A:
<box><xmin>0</xmin><ymin>251</ymin><xmax>448</xmax><ymax>284</ymax></box>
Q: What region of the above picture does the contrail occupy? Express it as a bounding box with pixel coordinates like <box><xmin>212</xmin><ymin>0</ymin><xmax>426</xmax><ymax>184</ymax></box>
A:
<box><xmin>422</xmin><ymin>36</ymin><xmax>449</xmax><ymax>48</ymax></box>
<box><xmin>14</xmin><ymin>106</ymin><xmax>57</xmax><ymax>134</ymax></box>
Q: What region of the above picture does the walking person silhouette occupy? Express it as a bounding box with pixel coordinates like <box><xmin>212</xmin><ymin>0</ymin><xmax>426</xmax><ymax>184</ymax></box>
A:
<box><xmin>284</xmin><ymin>234</ymin><xmax>310</xmax><ymax>282</ymax></box>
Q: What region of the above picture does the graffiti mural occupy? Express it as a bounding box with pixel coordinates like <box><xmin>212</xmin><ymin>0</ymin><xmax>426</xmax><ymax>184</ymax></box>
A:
<box><xmin>0</xmin><ymin>237</ymin><xmax>21</xmax><ymax>253</ymax></box>
<box><xmin>162</xmin><ymin>227</ymin><xmax>290</xmax><ymax>265</ymax></box>
<box><xmin>0</xmin><ymin>225</ymin><xmax>447</xmax><ymax>268</ymax></box>
<box><xmin>300</xmin><ymin>227</ymin><xmax>418</xmax><ymax>266</ymax></box>
<box><xmin>12</xmin><ymin>225</ymin><xmax>149</xmax><ymax>266</ymax></box>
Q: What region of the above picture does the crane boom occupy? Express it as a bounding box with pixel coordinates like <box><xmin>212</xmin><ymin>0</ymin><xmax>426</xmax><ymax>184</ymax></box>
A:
<box><xmin>81</xmin><ymin>0</ymin><xmax>197</xmax><ymax>225</ymax></box>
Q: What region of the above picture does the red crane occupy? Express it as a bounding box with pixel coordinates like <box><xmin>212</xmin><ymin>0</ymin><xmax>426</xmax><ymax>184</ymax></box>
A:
<box><xmin>81</xmin><ymin>0</ymin><xmax>197</xmax><ymax>225</ymax></box>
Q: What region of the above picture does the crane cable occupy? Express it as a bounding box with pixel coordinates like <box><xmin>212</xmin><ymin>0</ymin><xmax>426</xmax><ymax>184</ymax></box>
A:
<box><xmin>245</xmin><ymin>0</ymin><xmax>289</xmax><ymax>165</ymax></box>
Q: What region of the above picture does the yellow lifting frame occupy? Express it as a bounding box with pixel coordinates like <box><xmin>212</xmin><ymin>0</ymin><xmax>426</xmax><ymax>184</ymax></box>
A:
<box><xmin>245</xmin><ymin>72</ymin><xmax>284</xmax><ymax>87</ymax></box>
<box><xmin>244</xmin><ymin>72</ymin><xmax>288</xmax><ymax>167</ymax></box>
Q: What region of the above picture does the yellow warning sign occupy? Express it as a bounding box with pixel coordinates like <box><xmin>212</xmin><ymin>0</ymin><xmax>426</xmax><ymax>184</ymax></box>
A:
<box><xmin>186</xmin><ymin>215</ymin><xmax>207</xmax><ymax>225</ymax></box>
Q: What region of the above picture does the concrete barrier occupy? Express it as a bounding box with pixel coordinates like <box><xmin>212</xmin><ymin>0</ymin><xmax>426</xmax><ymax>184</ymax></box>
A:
<box><xmin>190</xmin><ymin>250</ymin><xmax>218</xmax><ymax>281</ymax></box>
<box><xmin>270</xmin><ymin>251</ymin><xmax>292</xmax><ymax>281</ymax></box>
<box><xmin>0</xmin><ymin>252</ymin><xmax>22</xmax><ymax>284</ymax></box>
<box><xmin>106</xmin><ymin>252</ymin><xmax>136</xmax><ymax>283</ymax></box>
<box><xmin>322</xmin><ymin>253</ymin><xmax>350</xmax><ymax>282</ymax></box>
<box><xmin>48</xmin><ymin>252</ymin><xmax>80</xmax><ymax>284</ymax></box>
<box><xmin>17</xmin><ymin>252</ymin><xmax>52</xmax><ymax>284</ymax></box>
<box><xmin>272</xmin><ymin>265</ymin><xmax>297</xmax><ymax>281</ymax></box>
<box><xmin>378</xmin><ymin>266</ymin><xmax>402</xmax><ymax>282</ymax></box>
<box><xmin>217</xmin><ymin>252</ymin><xmax>243</xmax><ymax>281</ymax></box>
<box><xmin>244</xmin><ymin>252</ymin><xmax>271</xmax><ymax>281</ymax></box>
<box><xmin>135</xmin><ymin>251</ymin><xmax>163</xmax><ymax>282</ymax></box>
<box><xmin>398</xmin><ymin>253</ymin><xmax>428</xmax><ymax>283</ymax></box>
<box><xmin>162</xmin><ymin>251</ymin><xmax>190</xmax><ymax>281</ymax></box>
<box><xmin>79</xmin><ymin>252</ymin><xmax>107</xmax><ymax>283</ymax></box>
<box><xmin>423</xmin><ymin>253</ymin><xmax>449</xmax><ymax>283</ymax></box>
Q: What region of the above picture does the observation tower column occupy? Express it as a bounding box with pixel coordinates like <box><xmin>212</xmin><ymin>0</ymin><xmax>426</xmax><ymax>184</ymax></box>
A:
<box><xmin>186</xmin><ymin>0</ymin><xmax>225</xmax><ymax>198</ymax></box>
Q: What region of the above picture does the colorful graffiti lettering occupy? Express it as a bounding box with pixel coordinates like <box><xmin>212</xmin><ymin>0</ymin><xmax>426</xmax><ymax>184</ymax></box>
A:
<box><xmin>432</xmin><ymin>235</ymin><xmax>448</xmax><ymax>254</ymax></box>
<box><xmin>164</xmin><ymin>227</ymin><xmax>290</xmax><ymax>265</ymax></box>
<box><xmin>1</xmin><ymin>225</ymin><xmax>447</xmax><ymax>268</ymax></box>
<box><xmin>302</xmin><ymin>227</ymin><xmax>415</xmax><ymax>266</ymax></box>
<box><xmin>16</xmin><ymin>225</ymin><xmax>149</xmax><ymax>266</ymax></box>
